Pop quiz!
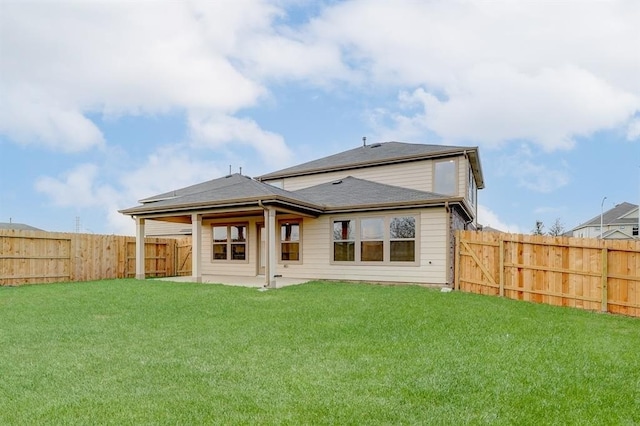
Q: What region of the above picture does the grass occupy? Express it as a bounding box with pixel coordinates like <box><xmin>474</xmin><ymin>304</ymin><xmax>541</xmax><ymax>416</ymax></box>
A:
<box><xmin>0</xmin><ymin>279</ymin><xmax>639</xmax><ymax>425</ymax></box>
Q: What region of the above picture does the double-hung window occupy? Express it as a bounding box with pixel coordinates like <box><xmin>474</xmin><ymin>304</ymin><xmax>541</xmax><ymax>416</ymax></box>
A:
<box><xmin>280</xmin><ymin>222</ymin><xmax>300</xmax><ymax>261</ymax></box>
<box><xmin>212</xmin><ymin>224</ymin><xmax>247</xmax><ymax>261</ymax></box>
<box><xmin>390</xmin><ymin>217</ymin><xmax>416</xmax><ymax>262</ymax></box>
<box><xmin>333</xmin><ymin>219</ymin><xmax>355</xmax><ymax>261</ymax></box>
<box><xmin>360</xmin><ymin>218</ymin><xmax>384</xmax><ymax>262</ymax></box>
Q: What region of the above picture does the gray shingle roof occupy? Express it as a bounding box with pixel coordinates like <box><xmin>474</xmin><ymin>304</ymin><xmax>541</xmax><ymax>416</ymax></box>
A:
<box><xmin>293</xmin><ymin>176</ymin><xmax>453</xmax><ymax>210</ymax></box>
<box><xmin>257</xmin><ymin>141</ymin><xmax>481</xmax><ymax>184</ymax></box>
<box><xmin>121</xmin><ymin>173</ymin><xmax>458</xmax><ymax>216</ymax></box>
<box><xmin>0</xmin><ymin>222</ymin><xmax>44</xmax><ymax>231</ymax></box>
<box><xmin>121</xmin><ymin>174</ymin><xmax>320</xmax><ymax>215</ymax></box>
<box><xmin>573</xmin><ymin>202</ymin><xmax>638</xmax><ymax>229</ymax></box>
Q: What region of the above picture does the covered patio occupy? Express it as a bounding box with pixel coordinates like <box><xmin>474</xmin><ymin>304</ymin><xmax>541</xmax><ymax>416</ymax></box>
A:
<box><xmin>119</xmin><ymin>173</ymin><xmax>322</xmax><ymax>289</ymax></box>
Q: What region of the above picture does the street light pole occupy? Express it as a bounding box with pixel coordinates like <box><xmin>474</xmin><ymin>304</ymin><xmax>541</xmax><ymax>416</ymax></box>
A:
<box><xmin>600</xmin><ymin>196</ymin><xmax>607</xmax><ymax>239</ymax></box>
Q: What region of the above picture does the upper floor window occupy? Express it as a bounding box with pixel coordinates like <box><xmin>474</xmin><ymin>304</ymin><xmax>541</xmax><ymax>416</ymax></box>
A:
<box><xmin>633</xmin><ymin>226</ymin><xmax>639</xmax><ymax>237</ymax></box>
<box><xmin>434</xmin><ymin>159</ymin><xmax>457</xmax><ymax>195</ymax></box>
<box><xmin>213</xmin><ymin>224</ymin><xmax>247</xmax><ymax>261</ymax></box>
<box><xmin>468</xmin><ymin>167</ymin><xmax>477</xmax><ymax>207</ymax></box>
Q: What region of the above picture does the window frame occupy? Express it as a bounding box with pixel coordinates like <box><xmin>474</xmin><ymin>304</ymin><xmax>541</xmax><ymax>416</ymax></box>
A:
<box><xmin>433</xmin><ymin>158</ymin><xmax>458</xmax><ymax>196</ymax></box>
<box><xmin>332</xmin><ymin>218</ymin><xmax>356</xmax><ymax>262</ymax></box>
<box><xmin>330</xmin><ymin>214</ymin><xmax>419</xmax><ymax>266</ymax></box>
<box><xmin>467</xmin><ymin>165</ymin><xmax>477</xmax><ymax>208</ymax></box>
<box><xmin>211</xmin><ymin>223</ymin><xmax>249</xmax><ymax>263</ymax></box>
<box><xmin>279</xmin><ymin>220</ymin><xmax>302</xmax><ymax>264</ymax></box>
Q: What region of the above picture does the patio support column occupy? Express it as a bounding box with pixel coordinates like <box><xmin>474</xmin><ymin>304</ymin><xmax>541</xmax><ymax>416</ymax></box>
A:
<box><xmin>135</xmin><ymin>217</ymin><xmax>145</xmax><ymax>280</ymax></box>
<box><xmin>192</xmin><ymin>213</ymin><xmax>202</xmax><ymax>283</ymax></box>
<box><xmin>267</xmin><ymin>207</ymin><xmax>277</xmax><ymax>288</ymax></box>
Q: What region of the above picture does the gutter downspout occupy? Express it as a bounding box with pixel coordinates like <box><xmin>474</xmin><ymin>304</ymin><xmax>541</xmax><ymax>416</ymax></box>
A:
<box><xmin>445</xmin><ymin>201</ymin><xmax>454</xmax><ymax>287</ymax></box>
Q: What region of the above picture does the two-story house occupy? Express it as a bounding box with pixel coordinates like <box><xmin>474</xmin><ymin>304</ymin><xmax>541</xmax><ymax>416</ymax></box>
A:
<box><xmin>120</xmin><ymin>142</ymin><xmax>484</xmax><ymax>287</ymax></box>
<box><xmin>571</xmin><ymin>202</ymin><xmax>639</xmax><ymax>239</ymax></box>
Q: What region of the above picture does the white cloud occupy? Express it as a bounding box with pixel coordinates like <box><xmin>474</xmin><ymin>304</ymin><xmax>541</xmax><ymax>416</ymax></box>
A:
<box><xmin>35</xmin><ymin>145</ymin><xmax>226</xmax><ymax>234</ymax></box>
<box><xmin>35</xmin><ymin>164</ymin><xmax>118</xmax><ymax>208</ymax></box>
<box><xmin>628</xmin><ymin>117</ymin><xmax>640</xmax><ymax>141</ymax></box>
<box><xmin>0</xmin><ymin>94</ymin><xmax>104</xmax><ymax>152</ymax></box>
<box><xmin>477</xmin><ymin>204</ymin><xmax>520</xmax><ymax>234</ymax></box>
<box><xmin>0</xmin><ymin>0</ymin><xmax>270</xmax><ymax>150</ymax></box>
<box><xmin>307</xmin><ymin>0</ymin><xmax>640</xmax><ymax>151</ymax></box>
<box><xmin>188</xmin><ymin>114</ymin><xmax>293</xmax><ymax>168</ymax></box>
<box><xmin>119</xmin><ymin>145</ymin><xmax>224</xmax><ymax>203</ymax></box>
<box><xmin>496</xmin><ymin>146</ymin><xmax>570</xmax><ymax>193</ymax></box>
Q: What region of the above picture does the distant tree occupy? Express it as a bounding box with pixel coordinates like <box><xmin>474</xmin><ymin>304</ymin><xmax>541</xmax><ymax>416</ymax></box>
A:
<box><xmin>547</xmin><ymin>218</ymin><xmax>565</xmax><ymax>236</ymax></box>
<box><xmin>532</xmin><ymin>220</ymin><xmax>545</xmax><ymax>235</ymax></box>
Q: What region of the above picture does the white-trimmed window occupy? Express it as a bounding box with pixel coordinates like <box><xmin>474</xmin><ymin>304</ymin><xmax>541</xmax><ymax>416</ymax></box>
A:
<box><xmin>390</xmin><ymin>216</ymin><xmax>416</xmax><ymax>262</ymax></box>
<box><xmin>434</xmin><ymin>159</ymin><xmax>457</xmax><ymax>195</ymax></box>
<box><xmin>212</xmin><ymin>224</ymin><xmax>247</xmax><ymax>261</ymax></box>
<box><xmin>467</xmin><ymin>166</ymin><xmax>477</xmax><ymax>207</ymax></box>
<box><xmin>361</xmin><ymin>218</ymin><xmax>384</xmax><ymax>262</ymax></box>
<box><xmin>333</xmin><ymin>219</ymin><xmax>355</xmax><ymax>261</ymax></box>
<box><xmin>332</xmin><ymin>215</ymin><xmax>418</xmax><ymax>264</ymax></box>
<box><xmin>280</xmin><ymin>221</ymin><xmax>301</xmax><ymax>261</ymax></box>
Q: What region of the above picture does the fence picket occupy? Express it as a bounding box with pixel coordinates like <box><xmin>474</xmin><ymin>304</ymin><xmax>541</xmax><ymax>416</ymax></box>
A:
<box><xmin>456</xmin><ymin>230</ymin><xmax>640</xmax><ymax>318</ymax></box>
<box><xmin>0</xmin><ymin>229</ymin><xmax>179</xmax><ymax>285</ymax></box>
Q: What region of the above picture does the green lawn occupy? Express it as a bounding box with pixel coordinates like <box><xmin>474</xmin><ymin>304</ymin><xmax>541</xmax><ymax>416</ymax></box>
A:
<box><xmin>1</xmin><ymin>279</ymin><xmax>638</xmax><ymax>425</ymax></box>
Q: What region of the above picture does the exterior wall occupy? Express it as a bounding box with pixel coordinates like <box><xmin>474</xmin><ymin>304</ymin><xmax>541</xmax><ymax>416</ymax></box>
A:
<box><xmin>572</xmin><ymin>224</ymin><xmax>638</xmax><ymax>240</ymax></box>
<box><xmin>280</xmin><ymin>208</ymin><xmax>450</xmax><ymax>285</ymax></box>
<box><xmin>272</xmin><ymin>159</ymin><xmax>435</xmax><ymax>192</ymax></box>
<box><xmin>196</xmin><ymin>208</ymin><xmax>450</xmax><ymax>285</ymax></box>
<box><xmin>201</xmin><ymin>217</ymin><xmax>263</xmax><ymax>277</ymax></box>
<box><xmin>145</xmin><ymin>220</ymin><xmax>192</xmax><ymax>237</ymax></box>
<box><xmin>263</xmin><ymin>155</ymin><xmax>478</xmax><ymax>223</ymax></box>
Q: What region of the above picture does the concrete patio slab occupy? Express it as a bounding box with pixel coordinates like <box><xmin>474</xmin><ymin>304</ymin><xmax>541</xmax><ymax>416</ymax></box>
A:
<box><xmin>155</xmin><ymin>275</ymin><xmax>310</xmax><ymax>288</ymax></box>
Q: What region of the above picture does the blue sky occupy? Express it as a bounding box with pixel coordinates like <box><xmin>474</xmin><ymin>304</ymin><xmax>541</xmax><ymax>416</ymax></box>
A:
<box><xmin>1</xmin><ymin>0</ymin><xmax>639</xmax><ymax>235</ymax></box>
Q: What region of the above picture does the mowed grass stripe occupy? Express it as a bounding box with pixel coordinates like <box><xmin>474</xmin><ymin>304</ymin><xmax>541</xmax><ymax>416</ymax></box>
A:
<box><xmin>1</xmin><ymin>279</ymin><xmax>638</xmax><ymax>424</ymax></box>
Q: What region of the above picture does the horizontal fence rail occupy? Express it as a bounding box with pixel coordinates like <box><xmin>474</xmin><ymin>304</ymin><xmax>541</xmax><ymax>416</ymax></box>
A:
<box><xmin>455</xmin><ymin>231</ymin><xmax>640</xmax><ymax>317</ymax></box>
<box><xmin>0</xmin><ymin>230</ymin><xmax>188</xmax><ymax>286</ymax></box>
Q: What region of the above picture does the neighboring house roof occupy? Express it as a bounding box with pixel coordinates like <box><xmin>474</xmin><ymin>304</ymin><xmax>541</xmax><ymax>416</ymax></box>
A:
<box><xmin>0</xmin><ymin>222</ymin><xmax>43</xmax><ymax>231</ymax></box>
<box><xmin>572</xmin><ymin>202</ymin><xmax>639</xmax><ymax>229</ymax></box>
<box><xmin>480</xmin><ymin>225</ymin><xmax>503</xmax><ymax>233</ymax></box>
<box><xmin>121</xmin><ymin>174</ymin><xmax>469</xmax><ymax>218</ymax></box>
<box><xmin>600</xmin><ymin>229</ymin><xmax>634</xmax><ymax>239</ymax></box>
<box><xmin>256</xmin><ymin>141</ymin><xmax>485</xmax><ymax>189</ymax></box>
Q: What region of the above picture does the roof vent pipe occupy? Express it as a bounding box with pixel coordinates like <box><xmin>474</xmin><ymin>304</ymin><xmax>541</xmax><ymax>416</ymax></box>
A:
<box><xmin>362</xmin><ymin>136</ymin><xmax>366</xmax><ymax>147</ymax></box>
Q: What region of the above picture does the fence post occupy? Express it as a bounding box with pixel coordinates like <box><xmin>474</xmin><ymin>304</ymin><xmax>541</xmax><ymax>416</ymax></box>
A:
<box><xmin>454</xmin><ymin>231</ymin><xmax>461</xmax><ymax>290</ymax></box>
<box><xmin>601</xmin><ymin>247</ymin><xmax>608</xmax><ymax>313</ymax></box>
<box><xmin>499</xmin><ymin>239</ymin><xmax>505</xmax><ymax>297</ymax></box>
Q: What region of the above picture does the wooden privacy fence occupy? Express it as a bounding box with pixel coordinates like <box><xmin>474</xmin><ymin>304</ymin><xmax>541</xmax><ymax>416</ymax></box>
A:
<box><xmin>176</xmin><ymin>237</ymin><xmax>192</xmax><ymax>276</ymax></box>
<box><xmin>455</xmin><ymin>230</ymin><xmax>640</xmax><ymax>317</ymax></box>
<box><xmin>0</xmin><ymin>229</ymin><xmax>186</xmax><ymax>286</ymax></box>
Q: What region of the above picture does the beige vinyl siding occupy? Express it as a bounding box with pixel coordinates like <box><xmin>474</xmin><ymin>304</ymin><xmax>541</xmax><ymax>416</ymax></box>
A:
<box><xmin>266</xmin><ymin>155</ymin><xmax>470</xmax><ymax>201</ymax></box>
<box><xmin>201</xmin><ymin>217</ymin><xmax>261</xmax><ymax>277</ymax></box>
<box><xmin>145</xmin><ymin>220</ymin><xmax>191</xmax><ymax>237</ymax></box>
<box><xmin>275</xmin><ymin>208</ymin><xmax>450</xmax><ymax>285</ymax></box>
<box><xmin>457</xmin><ymin>157</ymin><xmax>466</xmax><ymax>198</ymax></box>
<box><xmin>270</xmin><ymin>160</ymin><xmax>434</xmax><ymax>192</ymax></box>
<box><xmin>192</xmin><ymin>210</ymin><xmax>449</xmax><ymax>284</ymax></box>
